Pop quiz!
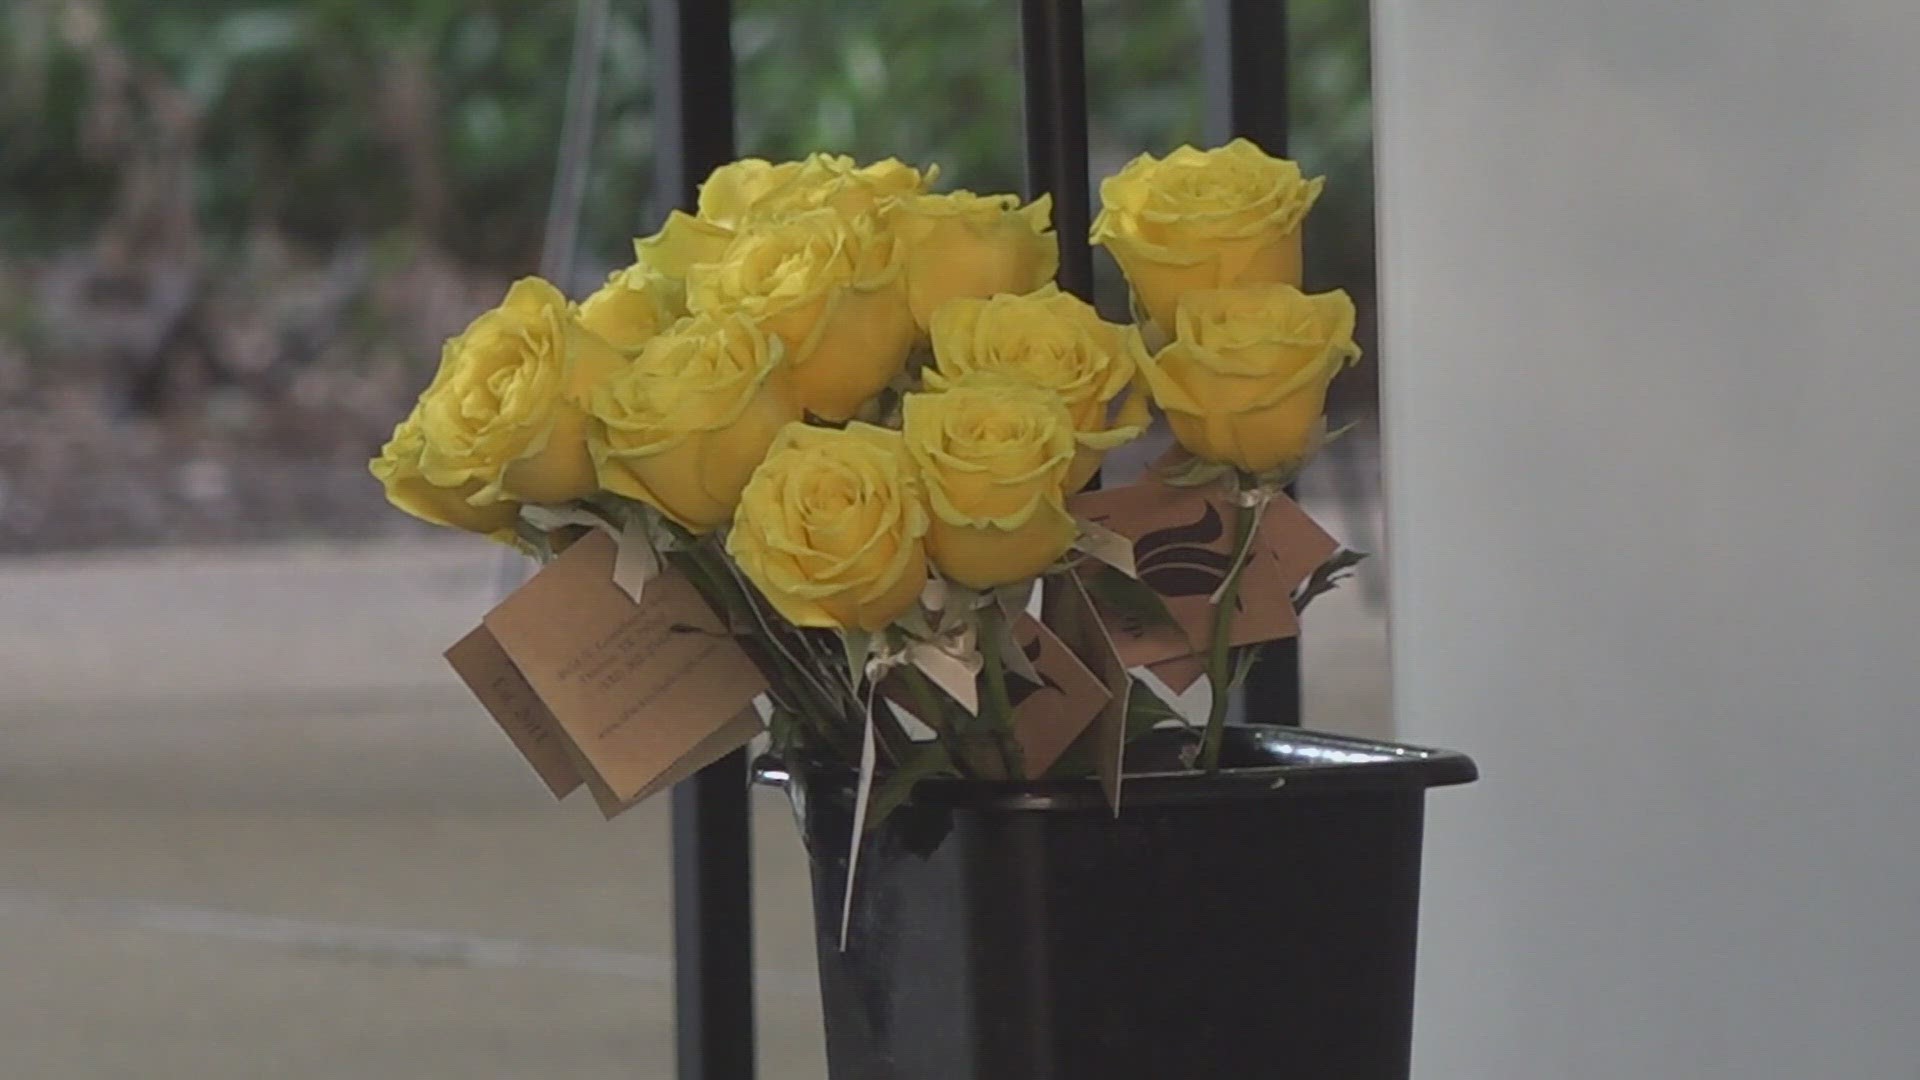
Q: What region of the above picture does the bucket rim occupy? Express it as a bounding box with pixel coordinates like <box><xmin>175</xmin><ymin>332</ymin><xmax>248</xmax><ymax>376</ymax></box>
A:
<box><xmin>755</xmin><ymin>724</ymin><xmax>1477</xmax><ymax>811</ymax></box>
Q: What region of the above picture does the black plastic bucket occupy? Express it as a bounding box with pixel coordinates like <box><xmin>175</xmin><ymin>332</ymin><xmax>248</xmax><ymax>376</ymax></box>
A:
<box><xmin>755</xmin><ymin>725</ymin><xmax>1477</xmax><ymax>1080</ymax></box>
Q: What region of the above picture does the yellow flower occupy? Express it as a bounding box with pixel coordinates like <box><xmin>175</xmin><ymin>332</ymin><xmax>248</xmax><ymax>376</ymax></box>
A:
<box><xmin>369</xmin><ymin>407</ymin><xmax>522</xmax><ymax>543</ymax></box>
<box><xmin>643</xmin><ymin>153</ymin><xmax>934</xmax><ymax>271</ymax></box>
<box><xmin>727</xmin><ymin>422</ymin><xmax>930</xmax><ymax>632</ymax></box>
<box><xmin>578</xmin><ymin>264</ymin><xmax>676</xmax><ymax>354</ymax></box>
<box><xmin>644</xmin><ymin>153</ymin><xmax>933</xmax><ymax>262</ymax></box>
<box><xmin>731</xmin><ymin>153</ymin><xmax>935</xmax><ymax>225</ymax></box>
<box><xmin>1140</xmin><ymin>284</ymin><xmax>1360</xmax><ymax>477</ymax></box>
<box><xmin>696</xmin><ymin>158</ymin><xmax>809</xmax><ymax>228</ymax></box>
<box><xmin>633</xmin><ymin>213</ymin><xmax>733</xmax><ymax>314</ymax></box>
<box><xmin>635</xmin><ymin>154</ymin><xmax>936</xmax><ymax>341</ymax></box>
<box><xmin>410</xmin><ymin>277</ymin><xmax>623</xmax><ymax>506</ymax></box>
<box><xmin>687</xmin><ymin>209</ymin><xmax>915</xmax><ymax>422</ymax></box>
<box><xmin>894</xmin><ymin>191</ymin><xmax>1059</xmax><ymax>331</ymax></box>
<box><xmin>904</xmin><ymin>374</ymin><xmax>1077</xmax><ymax>590</ymax></box>
<box><xmin>925</xmin><ymin>285</ymin><xmax>1149</xmax><ymax>490</ymax></box>
<box><xmin>1091</xmin><ymin>138</ymin><xmax>1324</xmax><ymax>332</ymax></box>
<box><xmin>586</xmin><ymin>313</ymin><xmax>800</xmax><ymax>532</ymax></box>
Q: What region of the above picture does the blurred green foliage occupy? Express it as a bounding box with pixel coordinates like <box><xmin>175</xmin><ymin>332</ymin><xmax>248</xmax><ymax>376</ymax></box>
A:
<box><xmin>0</xmin><ymin>0</ymin><xmax>1370</xmax><ymax>274</ymax></box>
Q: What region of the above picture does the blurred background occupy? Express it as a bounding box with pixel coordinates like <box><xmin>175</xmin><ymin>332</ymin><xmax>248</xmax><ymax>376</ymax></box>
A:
<box><xmin>0</xmin><ymin>0</ymin><xmax>1376</xmax><ymax>554</ymax></box>
<box><xmin>0</xmin><ymin>1</ymin><xmax>1384</xmax><ymax>1075</ymax></box>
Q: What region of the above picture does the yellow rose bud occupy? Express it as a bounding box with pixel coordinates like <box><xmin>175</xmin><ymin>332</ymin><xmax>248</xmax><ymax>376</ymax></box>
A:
<box><xmin>369</xmin><ymin>407</ymin><xmax>522</xmax><ymax>543</ymax></box>
<box><xmin>586</xmin><ymin>313</ymin><xmax>800</xmax><ymax>532</ymax></box>
<box><xmin>578</xmin><ymin>264</ymin><xmax>675</xmax><ymax>355</ymax></box>
<box><xmin>1091</xmin><ymin>138</ymin><xmax>1324</xmax><ymax>332</ymax></box>
<box><xmin>727</xmin><ymin>422</ymin><xmax>930</xmax><ymax>632</ymax></box>
<box><xmin>1140</xmin><ymin>284</ymin><xmax>1360</xmax><ymax>477</ymax></box>
<box><xmin>925</xmin><ymin>285</ymin><xmax>1150</xmax><ymax>490</ymax></box>
<box><xmin>903</xmin><ymin>374</ymin><xmax>1077</xmax><ymax>590</ymax></box>
<box><xmin>896</xmin><ymin>191</ymin><xmax>1060</xmax><ymax>332</ymax></box>
<box><xmin>411</xmin><ymin>277</ymin><xmax>623</xmax><ymax>506</ymax></box>
<box><xmin>687</xmin><ymin>209</ymin><xmax>915</xmax><ymax>422</ymax></box>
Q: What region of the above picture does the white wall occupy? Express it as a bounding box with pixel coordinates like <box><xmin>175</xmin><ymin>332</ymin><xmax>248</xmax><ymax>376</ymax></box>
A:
<box><xmin>1373</xmin><ymin>2</ymin><xmax>1920</xmax><ymax>1077</ymax></box>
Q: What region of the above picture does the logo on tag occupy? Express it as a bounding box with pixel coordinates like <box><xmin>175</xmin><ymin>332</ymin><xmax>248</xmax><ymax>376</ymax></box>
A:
<box><xmin>1135</xmin><ymin>501</ymin><xmax>1240</xmax><ymax>600</ymax></box>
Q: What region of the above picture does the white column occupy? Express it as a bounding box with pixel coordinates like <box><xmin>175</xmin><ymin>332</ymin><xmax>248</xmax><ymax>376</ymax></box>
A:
<box><xmin>1373</xmin><ymin>2</ymin><xmax>1920</xmax><ymax>1077</ymax></box>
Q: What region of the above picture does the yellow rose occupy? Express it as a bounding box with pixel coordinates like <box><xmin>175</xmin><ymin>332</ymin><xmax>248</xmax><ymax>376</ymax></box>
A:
<box><xmin>633</xmin><ymin>213</ymin><xmax>733</xmax><ymax>312</ymax></box>
<box><xmin>740</xmin><ymin>153</ymin><xmax>935</xmax><ymax>224</ymax></box>
<box><xmin>896</xmin><ymin>191</ymin><xmax>1060</xmax><ymax>331</ymax></box>
<box><xmin>686</xmin><ymin>209</ymin><xmax>915</xmax><ymax>422</ymax></box>
<box><xmin>578</xmin><ymin>264</ymin><xmax>676</xmax><ymax>354</ymax></box>
<box><xmin>369</xmin><ymin>407</ymin><xmax>522</xmax><ymax>543</ymax></box>
<box><xmin>586</xmin><ymin>313</ymin><xmax>800</xmax><ymax>532</ymax></box>
<box><xmin>646</xmin><ymin>154</ymin><xmax>933</xmax><ymax>265</ymax></box>
<box><xmin>903</xmin><ymin>374</ymin><xmax>1077</xmax><ymax>590</ymax></box>
<box><xmin>727</xmin><ymin>422</ymin><xmax>930</xmax><ymax>632</ymax></box>
<box><xmin>696</xmin><ymin>158</ymin><xmax>808</xmax><ymax>228</ymax></box>
<box><xmin>638</xmin><ymin>155</ymin><xmax>936</xmax><ymax>322</ymax></box>
<box><xmin>411</xmin><ymin>277</ymin><xmax>623</xmax><ymax>505</ymax></box>
<box><xmin>925</xmin><ymin>285</ymin><xmax>1149</xmax><ymax>490</ymax></box>
<box><xmin>1140</xmin><ymin>284</ymin><xmax>1360</xmax><ymax>477</ymax></box>
<box><xmin>1091</xmin><ymin>138</ymin><xmax>1324</xmax><ymax>332</ymax></box>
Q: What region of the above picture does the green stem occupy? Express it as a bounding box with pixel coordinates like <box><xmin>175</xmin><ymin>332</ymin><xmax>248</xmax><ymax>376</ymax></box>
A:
<box><xmin>977</xmin><ymin>602</ymin><xmax>1023</xmax><ymax>778</ymax></box>
<box><xmin>677</xmin><ymin>544</ymin><xmax>842</xmax><ymax>745</ymax></box>
<box><xmin>1199</xmin><ymin>496</ymin><xmax>1258</xmax><ymax>772</ymax></box>
<box><xmin>902</xmin><ymin>664</ymin><xmax>976</xmax><ymax>778</ymax></box>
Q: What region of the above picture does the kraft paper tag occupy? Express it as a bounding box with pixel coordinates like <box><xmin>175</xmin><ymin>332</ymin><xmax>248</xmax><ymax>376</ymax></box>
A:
<box><xmin>1145</xmin><ymin>491</ymin><xmax>1339</xmax><ymax>690</ymax></box>
<box><xmin>569</xmin><ymin>707</ymin><xmax>763</xmax><ymax>821</ymax></box>
<box><xmin>1069</xmin><ymin>481</ymin><xmax>1314</xmax><ymax>669</ymax></box>
<box><xmin>1255</xmin><ymin>492</ymin><xmax>1341</xmax><ymax>593</ymax></box>
<box><xmin>1045</xmin><ymin>571</ymin><xmax>1132</xmax><ymax>814</ymax></box>
<box><xmin>445</xmin><ymin>625</ymin><xmax>583</xmax><ymax>800</ymax></box>
<box><xmin>1007</xmin><ymin>613</ymin><xmax>1110</xmax><ymax>778</ymax></box>
<box><xmin>482</xmin><ymin>530</ymin><xmax>768</xmax><ymax>803</ymax></box>
<box><xmin>1147</xmin><ymin>652</ymin><xmax>1210</xmax><ymax>695</ymax></box>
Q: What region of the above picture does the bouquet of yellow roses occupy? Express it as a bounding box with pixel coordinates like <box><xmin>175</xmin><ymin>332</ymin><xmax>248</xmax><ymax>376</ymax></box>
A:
<box><xmin>375</xmin><ymin>141</ymin><xmax>1361</xmax><ymax>824</ymax></box>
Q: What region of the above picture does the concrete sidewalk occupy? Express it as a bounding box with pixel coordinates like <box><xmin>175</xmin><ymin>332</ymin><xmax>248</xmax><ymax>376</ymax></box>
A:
<box><xmin>0</xmin><ymin>527</ymin><xmax>1387</xmax><ymax>1077</ymax></box>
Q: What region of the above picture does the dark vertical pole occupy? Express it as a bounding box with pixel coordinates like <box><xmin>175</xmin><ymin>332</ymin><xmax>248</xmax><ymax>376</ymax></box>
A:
<box><xmin>1206</xmin><ymin>0</ymin><xmax>1300</xmax><ymax>727</ymax></box>
<box><xmin>654</xmin><ymin>3</ymin><xmax>756</xmax><ymax>1079</ymax></box>
<box><xmin>1021</xmin><ymin>0</ymin><xmax>1093</xmax><ymax>301</ymax></box>
<box><xmin>1204</xmin><ymin>0</ymin><xmax>1289</xmax><ymax>152</ymax></box>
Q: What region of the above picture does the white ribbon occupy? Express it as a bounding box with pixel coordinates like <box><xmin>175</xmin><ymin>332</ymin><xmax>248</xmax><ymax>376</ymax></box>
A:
<box><xmin>1212</xmin><ymin>486</ymin><xmax>1275</xmax><ymax>605</ymax></box>
<box><xmin>868</xmin><ymin>624</ymin><xmax>982</xmax><ymax>717</ymax></box>
<box><xmin>1072</xmin><ymin>516</ymin><xmax>1139</xmax><ymax>579</ymax></box>
<box><xmin>838</xmin><ymin>687</ymin><xmax>880</xmax><ymax>951</ymax></box>
<box><xmin>519</xmin><ymin>504</ymin><xmax>660</xmax><ymax>605</ymax></box>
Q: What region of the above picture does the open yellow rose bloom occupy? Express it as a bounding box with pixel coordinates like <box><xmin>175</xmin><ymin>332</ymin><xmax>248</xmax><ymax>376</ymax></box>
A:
<box><xmin>727</xmin><ymin>422</ymin><xmax>931</xmax><ymax>632</ymax></box>
<box><xmin>373</xmin><ymin>142</ymin><xmax>1353</xmax><ymax>642</ymax></box>
<box><xmin>896</xmin><ymin>191</ymin><xmax>1059</xmax><ymax>332</ymax></box>
<box><xmin>1142</xmin><ymin>284</ymin><xmax>1360</xmax><ymax>478</ymax></box>
<box><xmin>904</xmin><ymin>374</ymin><xmax>1079</xmax><ymax>590</ymax></box>
<box><xmin>686</xmin><ymin>208</ymin><xmax>916</xmax><ymax>423</ymax></box>
<box><xmin>372</xmin><ymin>277</ymin><xmax>622</xmax><ymax>530</ymax></box>
<box><xmin>586</xmin><ymin>312</ymin><xmax>800</xmax><ymax>532</ymax></box>
<box><xmin>925</xmin><ymin>285</ymin><xmax>1150</xmax><ymax>491</ymax></box>
<box><xmin>1092</xmin><ymin>139</ymin><xmax>1323</xmax><ymax>334</ymax></box>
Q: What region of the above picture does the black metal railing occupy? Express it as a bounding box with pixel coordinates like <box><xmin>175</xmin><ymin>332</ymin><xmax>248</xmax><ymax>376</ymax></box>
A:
<box><xmin>652</xmin><ymin>3</ymin><xmax>756</xmax><ymax>1078</ymax></box>
<box><xmin>650</xmin><ymin>1</ymin><xmax>1293</xmax><ymax>1076</ymax></box>
<box><xmin>1021</xmin><ymin>0</ymin><xmax>1095</xmax><ymax>300</ymax></box>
